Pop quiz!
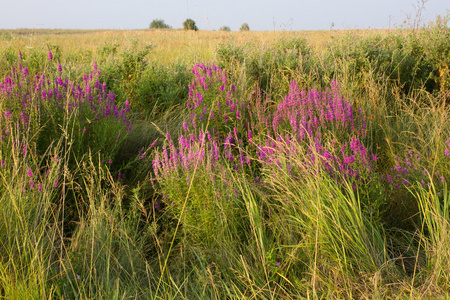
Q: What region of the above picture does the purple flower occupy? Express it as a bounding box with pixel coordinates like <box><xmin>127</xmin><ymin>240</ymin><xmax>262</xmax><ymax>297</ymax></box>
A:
<box><xmin>48</xmin><ymin>51</ymin><xmax>53</xmax><ymax>60</ymax></box>
<box><xmin>276</xmin><ymin>262</ymin><xmax>281</xmax><ymax>268</ymax></box>
<box><xmin>27</xmin><ymin>169</ymin><xmax>33</xmax><ymax>177</ymax></box>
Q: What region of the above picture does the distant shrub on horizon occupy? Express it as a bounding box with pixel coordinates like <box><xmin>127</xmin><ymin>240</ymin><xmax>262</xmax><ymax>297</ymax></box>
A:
<box><xmin>149</xmin><ymin>19</ymin><xmax>172</xmax><ymax>29</ymax></box>
<box><xmin>219</xmin><ymin>26</ymin><xmax>231</xmax><ymax>32</ymax></box>
<box><xmin>183</xmin><ymin>18</ymin><xmax>198</xmax><ymax>31</ymax></box>
<box><xmin>240</xmin><ymin>23</ymin><xmax>250</xmax><ymax>31</ymax></box>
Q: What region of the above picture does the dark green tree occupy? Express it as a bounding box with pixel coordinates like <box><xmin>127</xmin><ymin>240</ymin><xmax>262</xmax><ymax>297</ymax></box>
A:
<box><xmin>183</xmin><ymin>18</ymin><xmax>198</xmax><ymax>31</ymax></box>
<box><xmin>240</xmin><ymin>23</ymin><xmax>250</xmax><ymax>31</ymax></box>
<box><xmin>149</xmin><ymin>19</ymin><xmax>171</xmax><ymax>29</ymax></box>
<box><xmin>219</xmin><ymin>26</ymin><xmax>231</xmax><ymax>32</ymax></box>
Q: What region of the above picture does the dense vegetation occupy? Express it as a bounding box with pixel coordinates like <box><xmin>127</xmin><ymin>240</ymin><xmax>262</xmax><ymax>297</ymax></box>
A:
<box><xmin>149</xmin><ymin>19</ymin><xmax>172</xmax><ymax>30</ymax></box>
<box><xmin>183</xmin><ymin>18</ymin><xmax>198</xmax><ymax>31</ymax></box>
<box><xmin>0</xmin><ymin>13</ymin><xmax>450</xmax><ymax>298</ymax></box>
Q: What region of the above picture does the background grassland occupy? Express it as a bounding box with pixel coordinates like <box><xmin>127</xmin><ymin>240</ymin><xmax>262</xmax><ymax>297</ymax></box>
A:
<box><xmin>0</xmin><ymin>28</ymin><xmax>344</xmax><ymax>64</ymax></box>
<box><xmin>0</xmin><ymin>17</ymin><xmax>450</xmax><ymax>299</ymax></box>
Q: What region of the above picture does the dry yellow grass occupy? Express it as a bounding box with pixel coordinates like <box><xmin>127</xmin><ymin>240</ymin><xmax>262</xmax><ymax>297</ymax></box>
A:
<box><xmin>0</xmin><ymin>29</ymin><xmax>365</xmax><ymax>65</ymax></box>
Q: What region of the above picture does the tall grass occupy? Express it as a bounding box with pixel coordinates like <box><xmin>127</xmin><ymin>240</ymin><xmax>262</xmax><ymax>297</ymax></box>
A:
<box><xmin>0</xmin><ymin>14</ymin><xmax>450</xmax><ymax>298</ymax></box>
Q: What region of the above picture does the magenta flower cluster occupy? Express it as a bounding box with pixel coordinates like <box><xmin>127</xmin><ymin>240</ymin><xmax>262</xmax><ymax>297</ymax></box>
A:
<box><xmin>383</xmin><ymin>150</ymin><xmax>447</xmax><ymax>189</ymax></box>
<box><xmin>260</xmin><ymin>80</ymin><xmax>366</xmax><ymax>140</ymax></box>
<box><xmin>152</xmin><ymin>64</ymin><xmax>376</xmax><ymax>190</ymax></box>
<box><xmin>0</xmin><ymin>59</ymin><xmax>132</xmax><ymax>143</ymax></box>
<box><xmin>152</xmin><ymin>128</ymin><xmax>251</xmax><ymax>183</ymax></box>
<box><xmin>185</xmin><ymin>63</ymin><xmax>241</xmax><ymax>135</ymax></box>
<box><xmin>252</xmin><ymin>80</ymin><xmax>373</xmax><ymax>184</ymax></box>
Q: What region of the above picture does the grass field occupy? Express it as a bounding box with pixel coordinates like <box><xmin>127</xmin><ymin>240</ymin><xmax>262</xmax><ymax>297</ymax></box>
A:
<box><xmin>1</xmin><ymin>15</ymin><xmax>450</xmax><ymax>299</ymax></box>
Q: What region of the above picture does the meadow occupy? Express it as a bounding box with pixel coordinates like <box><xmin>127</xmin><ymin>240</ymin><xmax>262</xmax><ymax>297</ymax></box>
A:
<box><xmin>0</xmin><ymin>14</ymin><xmax>450</xmax><ymax>299</ymax></box>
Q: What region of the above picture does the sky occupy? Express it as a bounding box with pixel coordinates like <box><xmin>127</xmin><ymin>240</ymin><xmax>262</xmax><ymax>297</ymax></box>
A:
<box><xmin>0</xmin><ymin>0</ymin><xmax>449</xmax><ymax>31</ymax></box>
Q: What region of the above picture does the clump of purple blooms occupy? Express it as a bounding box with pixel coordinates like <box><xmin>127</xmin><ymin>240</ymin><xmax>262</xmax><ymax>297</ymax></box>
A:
<box><xmin>383</xmin><ymin>149</ymin><xmax>448</xmax><ymax>190</ymax></box>
<box><xmin>151</xmin><ymin>64</ymin><xmax>376</xmax><ymax>196</ymax></box>
<box><xmin>252</xmin><ymin>80</ymin><xmax>374</xmax><ymax>185</ymax></box>
<box><xmin>185</xmin><ymin>63</ymin><xmax>244</xmax><ymax>139</ymax></box>
<box><xmin>0</xmin><ymin>54</ymin><xmax>132</xmax><ymax>161</ymax></box>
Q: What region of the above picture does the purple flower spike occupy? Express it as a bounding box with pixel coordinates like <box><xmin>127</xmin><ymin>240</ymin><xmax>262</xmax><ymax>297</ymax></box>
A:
<box><xmin>48</xmin><ymin>51</ymin><xmax>53</xmax><ymax>60</ymax></box>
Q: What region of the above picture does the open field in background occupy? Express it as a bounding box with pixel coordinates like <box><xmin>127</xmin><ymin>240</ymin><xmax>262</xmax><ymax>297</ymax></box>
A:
<box><xmin>1</xmin><ymin>15</ymin><xmax>450</xmax><ymax>299</ymax></box>
<box><xmin>0</xmin><ymin>28</ymin><xmax>376</xmax><ymax>64</ymax></box>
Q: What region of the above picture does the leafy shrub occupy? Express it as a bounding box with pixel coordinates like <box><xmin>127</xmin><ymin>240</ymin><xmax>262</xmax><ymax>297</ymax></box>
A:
<box><xmin>219</xmin><ymin>26</ymin><xmax>231</xmax><ymax>32</ymax></box>
<box><xmin>419</xmin><ymin>14</ymin><xmax>450</xmax><ymax>95</ymax></box>
<box><xmin>136</xmin><ymin>62</ymin><xmax>191</xmax><ymax>114</ymax></box>
<box><xmin>183</xmin><ymin>19</ymin><xmax>198</xmax><ymax>31</ymax></box>
<box><xmin>322</xmin><ymin>21</ymin><xmax>450</xmax><ymax>99</ymax></box>
<box><xmin>149</xmin><ymin>19</ymin><xmax>171</xmax><ymax>29</ymax></box>
<box><xmin>99</xmin><ymin>41</ymin><xmax>153</xmax><ymax>104</ymax></box>
<box><xmin>240</xmin><ymin>23</ymin><xmax>250</xmax><ymax>31</ymax></box>
<box><xmin>216</xmin><ymin>37</ymin><xmax>315</xmax><ymax>95</ymax></box>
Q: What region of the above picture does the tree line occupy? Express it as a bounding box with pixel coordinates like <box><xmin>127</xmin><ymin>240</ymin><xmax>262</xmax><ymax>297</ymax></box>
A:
<box><xmin>149</xmin><ymin>19</ymin><xmax>250</xmax><ymax>31</ymax></box>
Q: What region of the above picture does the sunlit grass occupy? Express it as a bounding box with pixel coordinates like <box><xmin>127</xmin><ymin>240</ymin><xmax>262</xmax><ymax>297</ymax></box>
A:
<box><xmin>0</xmin><ymin>18</ymin><xmax>450</xmax><ymax>298</ymax></box>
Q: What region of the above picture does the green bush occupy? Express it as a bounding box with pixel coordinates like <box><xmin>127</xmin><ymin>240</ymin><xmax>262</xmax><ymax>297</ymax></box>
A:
<box><xmin>149</xmin><ymin>19</ymin><xmax>171</xmax><ymax>29</ymax></box>
<box><xmin>216</xmin><ymin>36</ymin><xmax>315</xmax><ymax>95</ymax></box>
<box><xmin>183</xmin><ymin>18</ymin><xmax>198</xmax><ymax>31</ymax></box>
<box><xmin>136</xmin><ymin>62</ymin><xmax>191</xmax><ymax>114</ymax></box>
<box><xmin>99</xmin><ymin>40</ymin><xmax>153</xmax><ymax>104</ymax></box>
<box><xmin>240</xmin><ymin>23</ymin><xmax>250</xmax><ymax>31</ymax></box>
<box><xmin>321</xmin><ymin>21</ymin><xmax>450</xmax><ymax>99</ymax></box>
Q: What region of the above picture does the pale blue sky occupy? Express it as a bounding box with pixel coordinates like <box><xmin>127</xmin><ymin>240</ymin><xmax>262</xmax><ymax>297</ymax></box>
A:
<box><xmin>0</xmin><ymin>0</ymin><xmax>448</xmax><ymax>31</ymax></box>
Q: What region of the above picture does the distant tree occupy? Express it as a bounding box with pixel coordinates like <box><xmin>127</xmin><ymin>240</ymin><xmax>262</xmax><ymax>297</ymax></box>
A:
<box><xmin>240</xmin><ymin>23</ymin><xmax>250</xmax><ymax>31</ymax></box>
<box><xmin>149</xmin><ymin>19</ymin><xmax>171</xmax><ymax>29</ymax></box>
<box><xmin>219</xmin><ymin>26</ymin><xmax>231</xmax><ymax>32</ymax></box>
<box><xmin>183</xmin><ymin>19</ymin><xmax>198</xmax><ymax>31</ymax></box>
